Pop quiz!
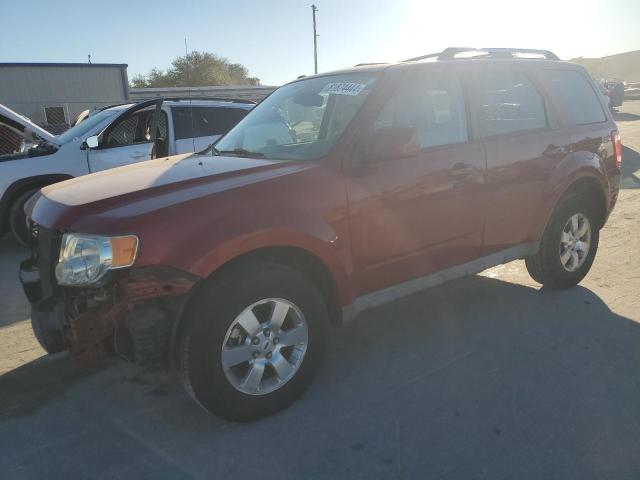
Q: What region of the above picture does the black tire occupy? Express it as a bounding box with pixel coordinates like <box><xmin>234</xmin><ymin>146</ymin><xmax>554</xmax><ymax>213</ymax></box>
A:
<box><xmin>525</xmin><ymin>194</ymin><xmax>600</xmax><ymax>289</ymax></box>
<box><xmin>179</xmin><ymin>261</ymin><xmax>329</xmax><ymax>421</ymax></box>
<box><xmin>10</xmin><ymin>188</ymin><xmax>38</xmax><ymax>246</ymax></box>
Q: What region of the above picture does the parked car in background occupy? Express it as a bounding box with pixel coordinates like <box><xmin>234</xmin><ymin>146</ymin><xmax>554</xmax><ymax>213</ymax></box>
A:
<box><xmin>598</xmin><ymin>79</ymin><xmax>625</xmax><ymax>109</ymax></box>
<box><xmin>21</xmin><ymin>48</ymin><xmax>621</xmax><ymax>421</ymax></box>
<box><xmin>0</xmin><ymin>98</ymin><xmax>254</xmax><ymax>244</ymax></box>
<box><xmin>624</xmin><ymin>82</ymin><xmax>640</xmax><ymax>100</ymax></box>
<box><xmin>607</xmin><ymin>80</ymin><xmax>625</xmax><ymax>108</ymax></box>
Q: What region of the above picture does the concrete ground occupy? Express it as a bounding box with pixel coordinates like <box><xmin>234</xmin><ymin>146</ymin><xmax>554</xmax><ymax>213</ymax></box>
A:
<box><xmin>1</xmin><ymin>102</ymin><xmax>640</xmax><ymax>479</ymax></box>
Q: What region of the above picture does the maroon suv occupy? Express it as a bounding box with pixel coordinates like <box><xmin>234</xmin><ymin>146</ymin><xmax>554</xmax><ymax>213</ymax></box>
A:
<box><xmin>21</xmin><ymin>48</ymin><xmax>622</xmax><ymax>421</ymax></box>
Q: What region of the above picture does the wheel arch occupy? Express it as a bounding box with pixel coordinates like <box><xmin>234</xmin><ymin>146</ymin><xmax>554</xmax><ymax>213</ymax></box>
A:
<box><xmin>0</xmin><ymin>174</ymin><xmax>74</xmax><ymax>232</ymax></box>
<box><xmin>531</xmin><ymin>169</ymin><xmax>609</xmax><ymax>243</ymax></box>
<box><xmin>169</xmin><ymin>244</ymin><xmax>347</xmax><ymax>370</ymax></box>
<box><xmin>204</xmin><ymin>246</ymin><xmax>344</xmax><ymax>324</ymax></box>
<box><xmin>560</xmin><ymin>176</ymin><xmax>608</xmax><ymax>228</ymax></box>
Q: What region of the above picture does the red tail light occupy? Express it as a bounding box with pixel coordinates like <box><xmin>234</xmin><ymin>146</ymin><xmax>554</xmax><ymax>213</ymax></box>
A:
<box><xmin>611</xmin><ymin>130</ymin><xmax>622</xmax><ymax>168</ymax></box>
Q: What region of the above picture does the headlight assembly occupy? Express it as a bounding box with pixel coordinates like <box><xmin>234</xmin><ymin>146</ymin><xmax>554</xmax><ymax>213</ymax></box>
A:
<box><xmin>55</xmin><ymin>233</ymin><xmax>138</xmax><ymax>286</ymax></box>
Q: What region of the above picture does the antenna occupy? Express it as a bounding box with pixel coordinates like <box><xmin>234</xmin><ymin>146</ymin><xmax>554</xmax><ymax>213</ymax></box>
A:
<box><xmin>183</xmin><ymin>37</ymin><xmax>196</xmax><ymax>153</ymax></box>
<box><xmin>88</xmin><ymin>54</ymin><xmax>92</xmax><ymax>64</ymax></box>
<box><xmin>311</xmin><ymin>5</ymin><xmax>319</xmax><ymax>74</ymax></box>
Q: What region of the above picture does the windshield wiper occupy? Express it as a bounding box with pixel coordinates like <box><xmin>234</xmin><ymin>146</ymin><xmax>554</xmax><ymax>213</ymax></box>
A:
<box><xmin>215</xmin><ymin>148</ymin><xmax>265</xmax><ymax>158</ymax></box>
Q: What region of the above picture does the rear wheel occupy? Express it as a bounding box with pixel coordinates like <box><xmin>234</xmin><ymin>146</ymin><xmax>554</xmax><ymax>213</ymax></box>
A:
<box><xmin>179</xmin><ymin>262</ymin><xmax>328</xmax><ymax>421</ymax></box>
<box><xmin>10</xmin><ymin>188</ymin><xmax>38</xmax><ymax>246</ymax></box>
<box><xmin>525</xmin><ymin>194</ymin><xmax>600</xmax><ymax>289</ymax></box>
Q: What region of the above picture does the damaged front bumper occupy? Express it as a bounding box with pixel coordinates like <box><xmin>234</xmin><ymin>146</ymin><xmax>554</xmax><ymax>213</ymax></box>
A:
<box><xmin>19</xmin><ymin>225</ymin><xmax>198</xmax><ymax>366</ymax></box>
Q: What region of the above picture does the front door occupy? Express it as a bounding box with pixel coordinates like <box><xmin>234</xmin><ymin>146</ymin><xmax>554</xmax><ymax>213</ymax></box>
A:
<box><xmin>88</xmin><ymin>100</ymin><xmax>165</xmax><ymax>172</ymax></box>
<box><xmin>347</xmin><ymin>69</ymin><xmax>487</xmax><ymax>296</ymax></box>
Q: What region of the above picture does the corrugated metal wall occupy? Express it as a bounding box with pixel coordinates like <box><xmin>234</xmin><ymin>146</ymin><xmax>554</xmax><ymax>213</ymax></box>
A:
<box><xmin>0</xmin><ymin>64</ymin><xmax>129</xmax><ymax>132</ymax></box>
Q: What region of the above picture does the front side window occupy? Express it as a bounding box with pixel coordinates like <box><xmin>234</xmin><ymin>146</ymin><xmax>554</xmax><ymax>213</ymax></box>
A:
<box><xmin>478</xmin><ymin>70</ymin><xmax>547</xmax><ymax>136</ymax></box>
<box><xmin>372</xmin><ymin>72</ymin><xmax>468</xmax><ymax>149</ymax></box>
<box><xmin>104</xmin><ymin>108</ymin><xmax>167</xmax><ymax>147</ymax></box>
<box><xmin>542</xmin><ymin>69</ymin><xmax>606</xmax><ymax>125</ymax></box>
<box><xmin>214</xmin><ymin>73</ymin><xmax>377</xmax><ymax>160</ymax></box>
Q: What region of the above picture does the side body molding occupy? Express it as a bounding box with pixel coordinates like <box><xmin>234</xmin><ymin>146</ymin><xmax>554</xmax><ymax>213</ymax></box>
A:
<box><xmin>342</xmin><ymin>242</ymin><xmax>540</xmax><ymax>321</ymax></box>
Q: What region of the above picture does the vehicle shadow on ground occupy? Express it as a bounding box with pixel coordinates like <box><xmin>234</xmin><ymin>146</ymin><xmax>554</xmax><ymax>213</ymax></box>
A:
<box><xmin>614</xmin><ymin>111</ymin><xmax>640</xmax><ymax>122</ymax></box>
<box><xmin>0</xmin><ymin>354</ymin><xmax>113</xmax><ymax>417</ymax></box>
<box><xmin>1</xmin><ymin>274</ymin><xmax>639</xmax><ymax>479</ymax></box>
<box><xmin>620</xmin><ymin>145</ymin><xmax>640</xmax><ymax>189</ymax></box>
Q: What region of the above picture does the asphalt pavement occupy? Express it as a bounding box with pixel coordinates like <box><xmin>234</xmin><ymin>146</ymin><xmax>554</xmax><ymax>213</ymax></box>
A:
<box><xmin>1</xmin><ymin>102</ymin><xmax>639</xmax><ymax>480</ymax></box>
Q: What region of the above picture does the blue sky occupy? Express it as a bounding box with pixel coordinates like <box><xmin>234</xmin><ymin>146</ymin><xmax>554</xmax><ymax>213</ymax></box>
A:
<box><xmin>3</xmin><ymin>0</ymin><xmax>639</xmax><ymax>86</ymax></box>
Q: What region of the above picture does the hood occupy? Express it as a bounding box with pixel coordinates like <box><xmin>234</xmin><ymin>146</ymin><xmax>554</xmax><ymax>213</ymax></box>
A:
<box><xmin>0</xmin><ymin>104</ymin><xmax>58</xmax><ymax>147</ymax></box>
<box><xmin>29</xmin><ymin>153</ymin><xmax>310</xmax><ymax>232</ymax></box>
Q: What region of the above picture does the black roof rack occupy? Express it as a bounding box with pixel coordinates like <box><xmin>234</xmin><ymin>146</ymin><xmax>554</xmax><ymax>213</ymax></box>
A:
<box><xmin>403</xmin><ymin>47</ymin><xmax>560</xmax><ymax>63</ymax></box>
<box><xmin>157</xmin><ymin>96</ymin><xmax>256</xmax><ymax>104</ymax></box>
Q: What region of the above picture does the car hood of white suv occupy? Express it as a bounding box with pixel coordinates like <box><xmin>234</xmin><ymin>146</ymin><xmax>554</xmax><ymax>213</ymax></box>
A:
<box><xmin>0</xmin><ymin>103</ymin><xmax>59</xmax><ymax>147</ymax></box>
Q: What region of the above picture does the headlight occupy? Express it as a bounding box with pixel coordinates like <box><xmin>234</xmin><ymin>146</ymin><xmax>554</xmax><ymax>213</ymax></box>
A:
<box><xmin>55</xmin><ymin>233</ymin><xmax>138</xmax><ymax>286</ymax></box>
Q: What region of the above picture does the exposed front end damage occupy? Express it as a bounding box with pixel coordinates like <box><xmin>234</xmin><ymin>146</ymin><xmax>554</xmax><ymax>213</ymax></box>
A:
<box><xmin>20</xmin><ymin>224</ymin><xmax>198</xmax><ymax>367</ymax></box>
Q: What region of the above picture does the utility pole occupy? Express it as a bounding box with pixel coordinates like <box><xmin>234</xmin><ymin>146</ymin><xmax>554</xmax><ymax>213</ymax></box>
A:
<box><xmin>311</xmin><ymin>4</ymin><xmax>318</xmax><ymax>74</ymax></box>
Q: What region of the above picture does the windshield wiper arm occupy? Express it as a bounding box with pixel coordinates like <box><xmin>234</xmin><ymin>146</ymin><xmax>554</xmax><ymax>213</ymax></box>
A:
<box><xmin>216</xmin><ymin>148</ymin><xmax>265</xmax><ymax>158</ymax></box>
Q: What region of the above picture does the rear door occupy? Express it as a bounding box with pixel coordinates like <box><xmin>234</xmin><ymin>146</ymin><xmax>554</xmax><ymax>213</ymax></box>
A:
<box><xmin>347</xmin><ymin>67</ymin><xmax>487</xmax><ymax>295</ymax></box>
<box><xmin>172</xmin><ymin>106</ymin><xmax>249</xmax><ymax>154</ymax></box>
<box><xmin>475</xmin><ymin>66</ymin><xmax>571</xmax><ymax>254</ymax></box>
<box><xmin>87</xmin><ymin>100</ymin><xmax>165</xmax><ymax>172</ymax></box>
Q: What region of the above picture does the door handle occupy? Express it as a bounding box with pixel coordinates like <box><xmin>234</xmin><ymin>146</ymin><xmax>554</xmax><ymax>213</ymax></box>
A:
<box><xmin>131</xmin><ymin>152</ymin><xmax>148</xmax><ymax>160</ymax></box>
<box><xmin>448</xmin><ymin>163</ymin><xmax>474</xmax><ymax>177</ymax></box>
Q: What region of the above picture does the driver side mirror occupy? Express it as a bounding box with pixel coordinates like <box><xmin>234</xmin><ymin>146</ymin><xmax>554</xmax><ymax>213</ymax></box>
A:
<box><xmin>365</xmin><ymin>127</ymin><xmax>421</xmax><ymax>162</ymax></box>
<box><xmin>83</xmin><ymin>135</ymin><xmax>99</xmax><ymax>150</ymax></box>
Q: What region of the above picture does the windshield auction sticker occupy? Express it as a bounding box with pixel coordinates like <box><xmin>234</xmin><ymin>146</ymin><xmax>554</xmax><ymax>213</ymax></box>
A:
<box><xmin>321</xmin><ymin>82</ymin><xmax>366</xmax><ymax>96</ymax></box>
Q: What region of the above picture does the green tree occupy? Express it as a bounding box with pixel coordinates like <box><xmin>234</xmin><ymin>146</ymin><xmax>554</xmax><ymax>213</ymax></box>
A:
<box><xmin>131</xmin><ymin>51</ymin><xmax>260</xmax><ymax>88</ymax></box>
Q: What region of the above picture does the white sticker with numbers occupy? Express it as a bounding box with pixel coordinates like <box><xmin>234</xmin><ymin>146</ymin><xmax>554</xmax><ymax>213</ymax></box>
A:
<box><xmin>321</xmin><ymin>82</ymin><xmax>366</xmax><ymax>96</ymax></box>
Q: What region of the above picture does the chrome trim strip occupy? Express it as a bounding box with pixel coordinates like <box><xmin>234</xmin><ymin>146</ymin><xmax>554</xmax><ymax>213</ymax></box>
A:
<box><xmin>342</xmin><ymin>242</ymin><xmax>540</xmax><ymax>322</ymax></box>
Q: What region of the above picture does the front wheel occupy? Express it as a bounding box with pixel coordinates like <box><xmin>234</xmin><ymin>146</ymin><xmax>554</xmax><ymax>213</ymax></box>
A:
<box><xmin>525</xmin><ymin>195</ymin><xmax>600</xmax><ymax>289</ymax></box>
<box><xmin>179</xmin><ymin>262</ymin><xmax>328</xmax><ymax>421</ymax></box>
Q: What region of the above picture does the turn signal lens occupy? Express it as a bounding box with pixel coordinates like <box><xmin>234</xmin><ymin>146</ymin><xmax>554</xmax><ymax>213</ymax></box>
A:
<box><xmin>110</xmin><ymin>235</ymin><xmax>139</xmax><ymax>268</ymax></box>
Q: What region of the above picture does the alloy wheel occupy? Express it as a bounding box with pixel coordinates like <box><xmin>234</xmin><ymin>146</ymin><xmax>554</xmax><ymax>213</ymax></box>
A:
<box><xmin>221</xmin><ymin>298</ymin><xmax>309</xmax><ymax>395</ymax></box>
<box><xmin>559</xmin><ymin>213</ymin><xmax>591</xmax><ymax>272</ymax></box>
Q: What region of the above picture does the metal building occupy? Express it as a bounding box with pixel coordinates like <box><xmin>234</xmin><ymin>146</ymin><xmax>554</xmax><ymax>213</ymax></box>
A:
<box><xmin>129</xmin><ymin>85</ymin><xmax>276</xmax><ymax>103</ymax></box>
<box><xmin>0</xmin><ymin>63</ymin><xmax>129</xmax><ymax>133</ymax></box>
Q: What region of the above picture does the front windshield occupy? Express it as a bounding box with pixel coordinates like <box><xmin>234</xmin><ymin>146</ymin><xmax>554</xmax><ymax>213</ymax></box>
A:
<box><xmin>56</xmin><ymin>108</ymin><xmax>120</xmax><ymax>144</ymax></box>
<box><xmin>214</xmin><ymin>73</ymin><xmax>378</xmax><ymax>160</ymax></box>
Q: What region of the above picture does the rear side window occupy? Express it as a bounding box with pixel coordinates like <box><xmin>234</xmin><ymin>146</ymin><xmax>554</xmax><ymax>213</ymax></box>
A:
<box><xmin>477</xmin><ymin>70</ymin><xmax>547</xmax><ymax>136</ymax></box>
<box><xmin>542</xmin><ymin>70</ymin><xmax>606</xmax><ymax>125</ymax></box>
<box><xmin>373</xmin><ymin>73</ymin><xmax>468</xmax><ymax>149</ymax></box>
<box><xmin>173</xmin><ymin>106</ymin><xmax>249</xmax><ymax>140</ymax></box>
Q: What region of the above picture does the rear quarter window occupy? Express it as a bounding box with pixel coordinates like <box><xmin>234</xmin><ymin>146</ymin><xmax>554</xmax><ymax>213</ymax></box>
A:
<box><xmin>172</xmin><ymin>106</ymin><xmax>249</xmax><ymax>140</ymax></box>
<box><xmin>542</xmin><ymin>69</ymin><xmax>606</xmax><ymax>125</ymax></box>
<box><xmin>477</xmin><ymin>70</ymin><xmax>547</xmax><ymax>137</ymax></box>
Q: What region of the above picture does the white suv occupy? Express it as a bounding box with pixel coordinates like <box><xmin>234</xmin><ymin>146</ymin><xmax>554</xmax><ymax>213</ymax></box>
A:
<box><xmin>0</xmin><ymin>98</ymin><xmax>254</xmax><ymax>244</ymax></box>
